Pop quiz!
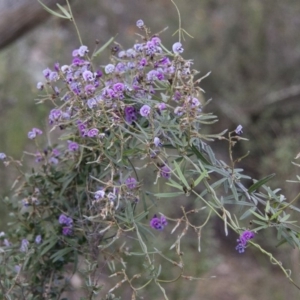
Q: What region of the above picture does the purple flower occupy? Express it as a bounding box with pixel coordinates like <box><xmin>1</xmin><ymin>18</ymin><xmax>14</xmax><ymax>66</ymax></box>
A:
<box><xmin>172</xmin><ymin>42</ymin><xmax>184</xmax><ymax>54</ymax></box>
<box><xmin>235</xmin><ymin>243</ymin><xmax>245</xmax><ymax>254</ymax></box>
<box><xmin>87</xmin><ymin>128</ymin><xmax>99</xmax><ymax>137</ymax></box>
<box><xmin>157</xmin><ymin>103</ymin><xmax>167</xmax><ymax>111</ymax></box>
<box><xmin>20</xmin><ymin>239</ymin><xmax>29</xmax><ymax>252</ymax></box>
<box><xmin>72</xmin><ymin>49</ymin><xmax>79</xmax><ymax>57</ymax></box>
<box><xmin>62</xmin><ymin>227</ymin><xmax>72</xmax><ymax>236</ymax></box>
<box><xmin>72</xmin><ymin>57</ymin><xmax>85</xmax><ymax>66</ymax></box>
<box><xmin>87</xmin><ymin>98</ymin><xmax>97</xmax><ymax>108</ymax></box>
<box><xmin>145</xmin><ymin>41</ymin><xmax>157</xmax><ymax>56</ymax></box>
<box><xmin>154</xmin><ymin>137</ymin><xmax>162</xmax><ymax>147</ymax></box>
<box><xmin>95</xmin><ymin>70</ymin><xmax>103</xmax><ymax>78</ymax></box>
<box><xmin>140</xmin><ymin>105</ymin><xmax>151</xmax><ymax>117</ymax></box>
<box><xmin>49</xmin><ymin>109</ymin><xmax>62</xmax><ymax>124</ymax></box>
<box><xmin>236</xmin><ymin>230</ymin><xmax>255</xmax><ymax>253</ymax></box>
<box><xmin>238</xmin><ymin>230</ymin><xmax>255</xmax><ymax>245</ymax></box>
<box><xmin>105</xmin><ymin>64</ymin><xmax>115</xmax><ymax>74</ymax></box>
<box><xmin>58</xmin><ymin>214</ymin><xmax>72</xmax><ymax>226</ymax></box>
<box><xmin>127</xmin><ymin>61</ymin><xmax>136</xmax><ymax>69</ymax></box>
<box><xmin>49</xmin><ymin>71</ymin><xmax>59</xmax><ymax>82</ymax></box>
<box><xmin>36</xmin><ymin>82</ymin><xmax>44</xmax><ymax>90</ymax></box>
<box><xmin>28</xmin><ymin>128</ymin><xmax>43</xmax><ymax>139</ymax></box>
<box><xmin>54</xmin><ymin>62</ymin><xmax>60</xmax><ymax>71</ymax></box>
<box><xmin>118</xmin><ymin>51</ymin><xmax>126</xmax><ymax>59</ymax></box>
<box><xmin>82</xmin><ymin>70</ymin><xmax>94</xmax><ymax>82</ymax></box>
<box><xmin>159</xmin><ymin>57</ymin><xmax>171</xmax><ymax>66</ymax></box>
<box><xmin>134</xmin><ymin>43</ymin><xmax>143</xmax><ymax>52</ymax></box>
<box><xmin>189</xmin><ymin>97</ymin><xmax>200</xmax><ymax>108</ymax></box>
<box><xmin>151</xmin><ymin>36</ymin><xmax>161</xmax><ymax>46</ymax></box>
<box><xmin>113</xmin><ymin>82</ymin><xmax>125</xmax><ymax>93</ymax></box>
<box><xmin>84</xmin><ymin>84</ymin><xmax>96</xmax><ymax>94</ymax></box>
<box><xmin>61</xmin><ymin>65</ymin><xmax>70</xmax><ymax>73</ymax></box>
<box><xmin>124</xmin><ymin>106</ymin><xmax>137</xmax><ymax>124</ymax></box>
<box><xmin>126</xmin><ymin>48</ymin><xmax>136</xmax><ymax>58</ymax></box>
<box><xmin>139</xmin><ymin>58</ymin><xmax>147</xmax><ymax>68</ymax></box>
<box><xmin>95</xmin><ymin>189</ymin><xmax>105</xmax><ymax>200</ymax></box>
<box><xmin>43</xmin><ymin>68</ymin><xmax>51</xmax><ymax>78</ymax></box>
<box><xmin>49</xmin><ymin>157</ymin><xmax>59</xmax><ymax>165</ymax></box>
<box><xmin>35</xmin><ymin>235</ymin><xmax>42</xmax><ymax>244</ymax></box>
<box><xmin>54</xmin><ymin>86</ymin><xmax>60</xmax><ymax>95</ymax></box>
<box><xmin>102</xmin><ymin>87</ymin><xmax>116</xmax><ymax>99</ymax></box>
<box><xmin>150</xmin><ymin>215</ymin><xmax>168</xmax><ymax>230</ymax></box>
<box><xmin>0</xmin><ymin>153</ymin><xmax>6</xmax><ymax>160</ymax></box>
<box><xmin>160</xmin><ymin>165</ymin><xmax>171</xmax><ymax>179</ymax></box>
<box><xmin>147</xmin><ymin>70</ymin><xmax>158</xmax><ymax>81</ymax></box>
<box><xmin>173</xmin><ymin>91</ymin><xmax>182</xmax><ymax>102</ymax></box>
<box><xmin>136</xmin><ymin>19</ymin><xmax>144</xmax><ymax>28</ymax></box>
<box><xmin>68</xmin><ymin>141</ymin><xmax>79</xmax><ymax>151</ymax></box>
<box><xmin>115</xmin><ymin>62</ymin><xmax>127</xmax><ymax>74</ymax></box>
<box><xmin>35</xmin><ymin>152</ymin><xmax>43</xmax><ymax>163</ymax></box>
<box><xmin>125</xmin><ymin>177</ymin><xmax>137</xmax><ymax>189</ymax></box>
<box><xmin>78</xmin><ymin>45</ymin><xmax>89</xmax><ymax>57</ymax></box>
<box><xmin>174</xmin><ymin>106</ymin><xmax>184</xmax><ymax>116</ymax></box>
<box><xmin>52</xmin><ymin>148</ymin><xmax>60</xmax><ymax>157</ymax></box>
<box><xmin>235</xmin><ymin>125</ymin><xmax>243</xmax><ymax>135</ymax></box>
<box><xmin>77</xmin><ymin>121</ymin><xmax>87</xmax><ymax>136</ymax></box>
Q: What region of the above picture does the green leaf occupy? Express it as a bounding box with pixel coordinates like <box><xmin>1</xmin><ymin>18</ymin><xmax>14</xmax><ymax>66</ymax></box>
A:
<box><xmin>38</xmin><ymin>1</ymin><xmax>70</xmax><ymax>19</ymax></box>
<box><xmin>50</xmin><ymin>247</ymin><xmax>74</xmax><ymax>262</ymax></box>
<box><xmin>39</xmin><ymin>237</ymin><xmax>58</xmax><ymax>257</ymax></box>
<box><xmin>155</xmin><ymin>192</ymin><xmax>184</xmax><ymax>198</ymax></box>
<box><xmin>56</xmin><ymin>3</ymin><xmax>71</xmax><ymax>18</ymax></box>
<box><xmin>250</xmin><ymin>209</ymin><xmax>268</xmax><ymax>221</ymax></box>
<box><xmin>134</xmin><ymin>211</ymin><xmax>149</xmax><ymax>222</ymax></box>
<box><xmin>190</xmin><ymin>144</ymin><xmax>211</xmax><ymax>166</ymax></box>
<box><xmin>173</xmin><ymin>160</ymin><xmax>189</xmax><ymax>189</ymax></box>
<box><xmin>92</xmin><ymin>37</ymin><xmax>115</xmax><ymax>58</ymax></box>
<box><xmin>166</xmin><ymin>179</ymin><xmax>184</xmax><ymax>190</ymax></box>
<box><xmin>193</xmin><ymin>170</ymin><xmax>208</xmax><ymax>187</ymax></box>
<box><xmin>248</xmin><ymin>173</ymin><xmax>276</xmax><ymax>193</ymax></box>
<box><xmin>59</xmin><ymin>173</ymin><xmax>77</xmax><ymax>197</ymax></box>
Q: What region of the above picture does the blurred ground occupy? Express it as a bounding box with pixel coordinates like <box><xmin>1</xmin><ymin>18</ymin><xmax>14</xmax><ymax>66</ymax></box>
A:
<box><xmin>190</xmin><ymin>249</ymin><xmax>298</xmax><ymax>300</ymax></box>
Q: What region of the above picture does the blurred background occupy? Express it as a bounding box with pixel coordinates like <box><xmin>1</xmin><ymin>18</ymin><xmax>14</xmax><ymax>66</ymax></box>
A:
<box><xmin>0</xmin><ymin>0</ymin><xmax>300</xmax><ymax>299</ymax></box>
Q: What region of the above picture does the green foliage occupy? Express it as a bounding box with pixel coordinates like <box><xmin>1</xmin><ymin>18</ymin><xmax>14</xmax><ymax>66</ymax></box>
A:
<box><xmin>1</xmin><ymin>1</ymin><xmax>300</xmax><ymax>300</ymax></box>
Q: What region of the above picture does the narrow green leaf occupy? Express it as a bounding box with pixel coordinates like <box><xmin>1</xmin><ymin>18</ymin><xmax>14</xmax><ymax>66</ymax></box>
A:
<box><xmin>59</xmin><ymin>173</ymin><xmax>77</xmax><ymax>197</ymax></box>
<box><xmin>39</xmin><ymin>237</ymin><xmax>58</xmax><ymax>257</ymax></box>
<box><xmin>166</xmin><ymin>179</ymin><xmax>184</xmax><ymax>190</ymax></box>
<box><xmin>134</xmin><ymin>211</ymin><xmax>149</xmax><ymax>222</ymax></box>
<box><xmin>230</xmin><ymin>181</ymin><xmax>239</xmax><ymax>201</ymax></box>
<box><xmin>50</xmin><ymin>247</ymin><xmax>74</xmax><ymax>262</ymax></box>
<box><xmin>240</xmin><ymin>208</ymin><xmax>254</xmax><ymax>220</ymax></box>
<box><xmin>250</xmin><ymin>210</ymin><xmax>268</xmax><ymax>221</ymax></box>
<box><xmin>173</xmin><ymin>160</ymin><xmax>189</xmax><ymax>189</ymax></box>
<box><xmin>193</xmin><ymin>170</ymin><xmax>208</xmax><ymax>187</ymax></box>
<box><xmin>190</xmin><ymin>144</ymin><xmax>211</xmax><ymax>166</ymax></box>
<box><xmin>56</xmin><ymin>3</ymin><xmax>71</xmax><ymax>18</ymax></box>
<box><xmin>252</xmin><ymin>219</ymin><xmax>268</xmax><ymax>226</ymax></box>
<box><xmin>248</xmin><ymin>173</ymin><xmax>276</xmax><ymax>193</ymax></box>
<box><xmin>92</xmin><ymin>37</ymin><xmax>115</xmax><ymax>58</ymax></box>
<box><xmin>38</xmin><ymin>0</ymin><xmax>69</xmax><ymax>19</ymax></box>
<box><xmin>279</xmin><ymin>214</ymin><xmax>291</xmax><ymax>223</ymax></box>
<box><xmin>155</xmin><ymin>192</ymin><xmax>184</xmax><ymax>198</ymax></box>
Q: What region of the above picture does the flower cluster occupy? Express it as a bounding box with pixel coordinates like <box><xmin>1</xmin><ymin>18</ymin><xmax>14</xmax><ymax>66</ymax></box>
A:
<box><xmin>0</xmin><ymin>19</ymin><xmax>216</xmax><ymax>298</ymax></box>
<box><xmin>235</xmin><ymin>230</ymin><xmax>255</xmax><ymax>253</ymax></box>
<box><xmin>150</xmin><ymin>214</ymin><xmax>168</xmax><ymax>230</ymax></box>
<box><xmin>32</xmin><ymin>19</ymin><xmax>201</xmax><ymax>159</ymax></box>
<box><xmin>58</xmin><ymin>214</ymin><xmax>73</xmax><ymax>236</ymax></box>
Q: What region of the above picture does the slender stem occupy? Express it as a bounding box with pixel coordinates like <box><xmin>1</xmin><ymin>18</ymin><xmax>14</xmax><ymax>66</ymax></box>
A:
<box><xmin>66</xmin><ymin>0</ymin><xmax>83</xmax><ymax>45</ymax></box>
<box><xmin>170</xmin><ymin>0</ymin><xmax>182</xmax><ymax>42</ymax></box>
